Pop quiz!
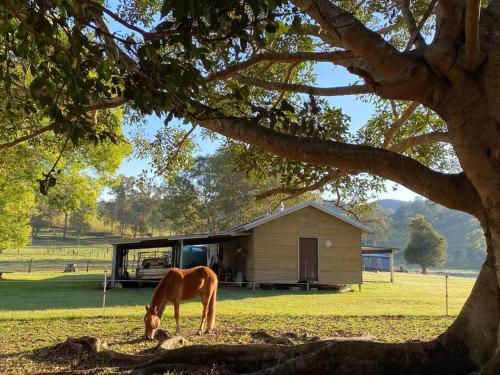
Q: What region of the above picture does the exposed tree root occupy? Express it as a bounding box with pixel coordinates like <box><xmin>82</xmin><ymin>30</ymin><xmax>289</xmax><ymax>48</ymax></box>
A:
<box><xmin>101</xmin><ymin>336</ymin><xmax>188</xmax><ymax>365</ymax></box>
<box><xmin>250</xmin><ymin>330</ymin><xmax>296</xmax><ymax>345</ymax></box>
<box><xmin>46</xmin><ymin>332</ymin><xmax>479</xmax><ymax>375</ymax></box>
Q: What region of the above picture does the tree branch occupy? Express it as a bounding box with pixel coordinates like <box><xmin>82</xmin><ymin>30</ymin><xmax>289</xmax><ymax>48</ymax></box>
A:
<box><xmin>255</xmin><ymin>169</ymin><xmax>343</xmax><ymax>200</ymax></box>
<box><xmin>273</xmin><ymin>63</ymin><xmax>298</xmax><ymax>107</ymax></box>
<box><xmin>0</xmin><ymin>123</ymin><xmax>56</xmax><ymax>150</ymax></box>
<box><xmin>0</xmin><ymin>97</ymin><xmax>127</xmax><ymax>151</ymax></box>
<box><xmin>287</xmin><ymin>22</ymin><xmax>341</xmax><ymax>47</ymax></box>
<box><xmin>292</xmin><ymin>0</ymin><xmax>418</xmax><ymax>84</ymax></box>
<box><xmin>156</xmin><ymin>125</ymin><xmax>197</xmax><ymax>176</ymax></box>
<box><xmin>94</xmin><ymin>14</ymin><xmax>136</xmax><ymax>67</ymax></box>
<box><xmin>195</xmin><ymin>112</ymin><xmax>481</xmax><ymax>217</ymax></box>
<box><xmin>424</xmin><ymin>0</ymin><xmax>464</xmax><ymax>82</ymax></box>
<box><xmin>405</xmin><ymin>0</ymin><xmax>438</xmax><ymax>51</ymax></box>
<box><xmin>463</xmin><ymin>0</ymin><xmax>484</xmax><ymax>72</ymax></box>
<box><xmin>204</xmin><ymin>51</ymin><xmax>353</xmax><ymax>84</ymax></box>
<box><xmin>100</xmin><ymin>6</ymin><xmax>150</xmax><ymax>38</ymax></box>
<box><xmin>401</xmin><ymin>0</ymin><xmax>427</xmax><ymax>49</ymax></box>
<box><xmin>234</xmin><ymin>74</ymin><xmax>373</xmax><ymax>96</ymax></box>
<box><xmin>382</xmin><ymin>101</ymin><xmax>420</xmax><ymax>149</ymax></box>
<box><xmin>389</xmin><ymin>131</ymin><xmax>450</xmax><ymax>152</ymax></box>
<box><xmin>87</xmin><ymin>97</ymin><xmax>128</xmax><ymax>111</ymax></box>
<box><xmin>389</xmin><ymin>100</ymin><xmax>399</xmax><ymax>118</ymax></box>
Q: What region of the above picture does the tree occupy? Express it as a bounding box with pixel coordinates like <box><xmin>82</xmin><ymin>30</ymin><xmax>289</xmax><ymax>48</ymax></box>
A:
<box><xmin>160</xmin><ymin>151</ymin><xmax>308</xmax><ymax>234</ymax></box>
<box><xmin>382</xmin><ymin>198</ymin><xmax>482</xmax><ymax>266</ymax></box>
<box><xmin>465</xmin><ymin>229</ymin><xmax>487</xmax><ymax>264</ymax></box>
<box><xmin>2</xmin><ymin>0</ymin><xmax>500</xmax><ymax>372</ymax></box>
<box><xmin>404</xmin><ymin>215</ymin><xmax>447</xmax><ymax>274</ymax></box>
<box><xmin>100</xmin><ymin>176</ymin><xmax>164</xmax><ymax>237</ymax></box>
<box><xmin>359</xmin><ymin>204</ymin><xmax>392</xmax><ymax>247</ymax></box>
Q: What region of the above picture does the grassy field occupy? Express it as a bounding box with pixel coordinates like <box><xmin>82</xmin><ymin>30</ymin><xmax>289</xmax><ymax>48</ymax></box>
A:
<box><xmin>0</xmin><ymin>245</ymin><xmax>113</xmax><ymax>273</ymax></box>
<box><xmin>0</xmin><ymin>271</ymin><xmax>476</xmax><ymax>374</ymax></box>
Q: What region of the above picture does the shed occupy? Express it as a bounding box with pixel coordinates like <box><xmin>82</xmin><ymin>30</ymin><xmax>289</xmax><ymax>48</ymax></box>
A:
<box><xmin>362</xmin><ymin>253</ymin><xmax>391</xmax><ymax>271</ymax></box>
<box><xmin>110</xmin><ymin>201</ymin><xmax>396</xmax><ymax>287</ymax></box>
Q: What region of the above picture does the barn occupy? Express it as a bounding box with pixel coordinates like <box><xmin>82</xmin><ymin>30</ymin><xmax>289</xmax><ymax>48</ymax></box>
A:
<box><xmin>110</xmin><ymin>201</ymin><xmax>396</xmax><ymax>287</ymax></box>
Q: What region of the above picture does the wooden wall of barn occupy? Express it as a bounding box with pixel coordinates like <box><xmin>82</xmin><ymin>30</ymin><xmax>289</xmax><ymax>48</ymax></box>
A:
<box><xmin>251</xmin><ymin>206</ymin><xmax>363</xmax><ymax>284</ymax></box>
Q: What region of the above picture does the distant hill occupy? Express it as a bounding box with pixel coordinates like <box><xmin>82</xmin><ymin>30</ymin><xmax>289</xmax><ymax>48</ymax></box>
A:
<box><xmin>368</xmin><ymin>198</ymin><xmax>484</xmax><ymax>269</ymax></box>
<box><xmin>376</xmin><ymin>199</ymin><xmax>405</xmax><ymax>214</ymax></box>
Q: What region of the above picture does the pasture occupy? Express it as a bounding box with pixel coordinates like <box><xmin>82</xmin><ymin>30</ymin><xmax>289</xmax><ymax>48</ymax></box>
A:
<box><xmin>0</xmin><ymin>270</ymin><xmax>475</xmax><ymax>374</ymax></box>
<box><xmin>0</xmin><ymin>245</ymin><xmax>112</xmax><ymax>273</ymax></box>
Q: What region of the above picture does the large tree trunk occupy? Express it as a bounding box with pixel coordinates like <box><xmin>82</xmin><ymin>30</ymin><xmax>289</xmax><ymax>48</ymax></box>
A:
<box><xmin>421</xmin><ymin>265</ymin><xmax>427</xmax><ymax>275</ymax></box>
<box><xmin>445</xmin><ymin>253</ymin><xmax>500</xmax><ymax>370</ymax></box>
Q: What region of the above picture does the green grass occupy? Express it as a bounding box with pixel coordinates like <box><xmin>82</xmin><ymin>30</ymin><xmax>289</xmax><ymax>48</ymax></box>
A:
<box><xmin>0</xmin><ymin>246</ymin><xmax>113</xmax><ymax>273</ymax></box>
<box><xmin>0</xmin><ymin>271</ymin><xmax>476</xmax><ymax>374</ymax></box>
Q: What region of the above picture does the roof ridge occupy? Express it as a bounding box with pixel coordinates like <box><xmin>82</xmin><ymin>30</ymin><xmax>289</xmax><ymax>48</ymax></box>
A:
<box><xmin>224</xmin><ymin>200</ymin><xmax>372</xmax><ymax>233</ymax></box>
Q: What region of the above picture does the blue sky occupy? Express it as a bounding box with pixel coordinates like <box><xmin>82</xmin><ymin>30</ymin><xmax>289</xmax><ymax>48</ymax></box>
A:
<box><xmin>111</xmin><ymin>16</ymin><xmax>419</xmax><ymax>202</ymax></box>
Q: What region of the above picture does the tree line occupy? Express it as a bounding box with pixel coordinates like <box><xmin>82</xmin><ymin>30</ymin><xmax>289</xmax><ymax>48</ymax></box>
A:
<box><xmin>98</xmin><ymin>151</ymin><xmax>311</xmax><ymax>237</ymax></box>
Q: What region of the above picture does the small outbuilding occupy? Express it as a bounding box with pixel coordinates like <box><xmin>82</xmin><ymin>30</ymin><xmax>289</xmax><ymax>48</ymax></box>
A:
<box><xmin>110</xmin><ymin>201</ymin><xmax>396</xmax><ymax>287</ymax></box>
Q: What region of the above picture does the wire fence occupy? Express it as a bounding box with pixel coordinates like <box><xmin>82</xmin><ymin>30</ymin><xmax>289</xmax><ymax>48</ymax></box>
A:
<box><xmin>0</xmin><ymin>271</ymin><xmax>467</xmax><ymax>318</ymax></box>
<box><xmin>0</xmin><ymin>246</ymin><xmax>113</xmax><ymax>273</ymax></box>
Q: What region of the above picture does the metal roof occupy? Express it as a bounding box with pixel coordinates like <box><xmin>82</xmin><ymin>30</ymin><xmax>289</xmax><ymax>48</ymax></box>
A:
<box><xmin>111</xmin><ymin>201</ymin><xmax>373</xmax><ymax>250</ymax></box>
<box><xmin>362</xmin><ymin>246</ymin><xmax>399</xmax><ymax>254</ymax></box>
<box><xmin>111</xmin><ymin>232</ymin><xmax>249</xmax><ymax>250</ymax></box>
<box><xmin>227</xmin><ymin>201</ymin><xmax>372</xmax><ymax>233</ymax></box>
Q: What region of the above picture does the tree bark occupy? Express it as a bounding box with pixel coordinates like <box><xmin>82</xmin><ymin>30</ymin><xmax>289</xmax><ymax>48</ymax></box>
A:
<box><xmin>421</xmin><ymin>265</ymin><xmax>427</xmax><ymax>275</ymax></box>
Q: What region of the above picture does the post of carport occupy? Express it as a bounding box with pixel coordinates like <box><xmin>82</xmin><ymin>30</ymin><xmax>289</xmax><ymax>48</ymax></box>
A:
<box><xmin>390</xmin><ymin>250</ymin><xmax>394</xmax><ymax>283</ymax></box>
<box><xmin>110</xmin><ymin>245</ymin><xmax>118</xmax><ymax>288</ymax></box>
<box><xmin>179</xmin><ymin>239</ymin><xmax>184</xmax><ymax>268</ymax></box>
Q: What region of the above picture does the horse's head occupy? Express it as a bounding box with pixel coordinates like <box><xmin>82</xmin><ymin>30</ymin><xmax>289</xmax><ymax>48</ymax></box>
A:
<box><xmin>143</xmin><ymin>304</ymin><xmax>160</xmax><ymax>340</ymax></box>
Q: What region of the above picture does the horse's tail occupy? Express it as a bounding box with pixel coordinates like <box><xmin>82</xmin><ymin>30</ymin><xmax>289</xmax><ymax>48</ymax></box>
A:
<box><xmin>207</xmin><ymin>277</ymin><xmax>217</xmax><ymax>331</ymax></box>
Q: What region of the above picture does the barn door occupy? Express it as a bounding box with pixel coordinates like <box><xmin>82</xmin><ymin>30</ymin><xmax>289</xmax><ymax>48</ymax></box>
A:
<box><xmin>299</xmin><ymin>238</ymin><xmax>318</xmax><ymax>282</ymax></box>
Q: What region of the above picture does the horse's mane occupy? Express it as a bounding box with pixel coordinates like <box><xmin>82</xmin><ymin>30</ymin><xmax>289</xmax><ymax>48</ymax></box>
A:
<box><xmin>149</xmin><ymin>269</ymin><xmax>171</xmax><ymax>316</ymax></box>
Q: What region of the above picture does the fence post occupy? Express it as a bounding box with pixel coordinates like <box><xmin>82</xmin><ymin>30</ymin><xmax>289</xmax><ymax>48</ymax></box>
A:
<box><xmin>28</xmin><ymin>259</ymin><xmax>33</xmax><ymax>273</ymax></box>
<box><xmin>86</xmin><ymin>260</ymin><xmax>90</xmax><ymax>273</ymax></box>
<box><xmin>445</xmin><ymin>273</ymin><xmax>449</xmax><ymax>317</ymax></box>
<box><xmin>102</xmin><ymin>271</ymin><xmax>107</xmax><ymax>311</ymax></box>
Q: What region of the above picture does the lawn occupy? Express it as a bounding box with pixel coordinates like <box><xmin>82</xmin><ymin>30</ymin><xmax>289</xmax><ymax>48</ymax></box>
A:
<box><xmin>0</xmin><ymin>245</ymin><xmax>113</xmax><ymax>273</ymax></box>
<box><xmin>0</xmin><ymin>271</ymin><xmax>475</xmax><ymax>374</ymax></box>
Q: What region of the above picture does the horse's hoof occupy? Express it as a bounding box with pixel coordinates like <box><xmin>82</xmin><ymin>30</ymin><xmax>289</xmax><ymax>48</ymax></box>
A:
<box><xmin>196</xmin><ymin>330</ymin><xmax>203</xmax><ymax>336</ymax></box>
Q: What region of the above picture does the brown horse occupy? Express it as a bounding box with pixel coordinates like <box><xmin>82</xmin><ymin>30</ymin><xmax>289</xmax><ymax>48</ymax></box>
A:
<box><xmin>143</xmin><ymin>266</ymin><xmax>218</xmax><ymax>339</ymax></box>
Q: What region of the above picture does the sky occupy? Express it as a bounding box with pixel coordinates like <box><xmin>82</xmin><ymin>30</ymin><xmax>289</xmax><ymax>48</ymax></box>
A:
<box><xmin>111</xmin><ymin>17</ymin><xmax>419</xmax><ymax>202</ymax></box>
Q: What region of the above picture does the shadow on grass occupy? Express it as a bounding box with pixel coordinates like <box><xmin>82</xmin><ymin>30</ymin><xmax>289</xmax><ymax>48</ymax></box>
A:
<box><xmin>0</xmin><ymin>274</ymin><xmax>341</xmax><ymax>311</ymax></box>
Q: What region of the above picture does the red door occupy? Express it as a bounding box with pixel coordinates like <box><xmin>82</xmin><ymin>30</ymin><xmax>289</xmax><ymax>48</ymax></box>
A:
<box><xmin>299</xmin><ymin>238</ymin><xmax>318</xmax><ymax>282</ymax></box>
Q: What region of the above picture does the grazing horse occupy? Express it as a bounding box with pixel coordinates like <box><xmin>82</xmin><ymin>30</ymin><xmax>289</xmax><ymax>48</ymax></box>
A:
<box><xmin>144</xmin><ymin>266</ymin><xmax>218</xmax><ymax>339</ymax></box>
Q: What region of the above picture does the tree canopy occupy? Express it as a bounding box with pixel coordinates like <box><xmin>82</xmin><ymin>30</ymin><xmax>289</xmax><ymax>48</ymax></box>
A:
<box><xmin>404</xmin><ymin>215</ymin><xmax>447</xmax><ymax>274</ymax></box>
<box><xmin>100</xmin><ymin>152</ymin><xmax>316</xmax><ymax>236</ymax></box>
<box><xmin>0</xmin><ymin>0</ymin><xmax>465</xmax><ymax>210</ymax></box>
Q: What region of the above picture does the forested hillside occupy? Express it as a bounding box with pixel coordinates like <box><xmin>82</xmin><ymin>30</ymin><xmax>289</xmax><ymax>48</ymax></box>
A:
<box><xmin>371</xmin><ymin>198</ymin><xmax>485</xmax><ymax>268</ymax></box>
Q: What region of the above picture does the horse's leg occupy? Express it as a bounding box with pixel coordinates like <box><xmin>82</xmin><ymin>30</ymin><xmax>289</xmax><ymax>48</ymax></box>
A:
<box><xmin>197</xmin><ymin>293</ymin><xmax>209</xmax><ymax>336</ymax></box>
<box><xmin>206</xmin><ymin>285</ymin><xmax>217</xmax><ymax>334</ymax></box>
<box><xmin>173</xmin><ymin>301</ymin><xmax>180</xmax><ymax>335</ymax></box>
